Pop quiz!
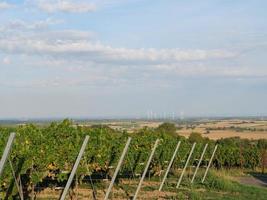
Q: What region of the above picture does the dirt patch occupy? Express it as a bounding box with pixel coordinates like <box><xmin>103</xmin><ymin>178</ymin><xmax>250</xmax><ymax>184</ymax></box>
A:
<box><xmin>36</xmin><ymin>180</ymin><xmax>177</xmax><ymax>200</ymax></box>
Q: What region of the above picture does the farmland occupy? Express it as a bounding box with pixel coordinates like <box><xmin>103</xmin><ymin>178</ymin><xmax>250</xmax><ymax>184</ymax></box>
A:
<box><xmin>78</xmin><ymin>118</ymin><xmax>267</xmax><ymax>140</ymax></box>
<box><xmin>177</xmin><ymin>119</ymin><xmax>267</xmax><ymax>140</ymax></box>
<box><xmin>0</xmin><ymin>118</ymin><xmax>267</xmax><ymax>199</ymax></box>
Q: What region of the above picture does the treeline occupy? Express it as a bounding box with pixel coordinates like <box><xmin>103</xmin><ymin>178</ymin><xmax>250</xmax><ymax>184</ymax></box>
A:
<box><xmin>206</xmin><ymin>126</ymin><xmax>267</xmax><ymax>132</ymax></box>
<box><xmin>0</xmin><ymin>120</ymin><xmax>267</xmax><ymax>198</ymax></box>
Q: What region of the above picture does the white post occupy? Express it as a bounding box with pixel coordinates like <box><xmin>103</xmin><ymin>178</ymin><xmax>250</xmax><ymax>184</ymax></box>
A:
<box><xmin>176</xmin><ymin>142</ymin><xmax>196</xmax><ymax>188</ymax></box>
<box><xmin>191</xmin><ymin>143</ymin><xmax>208</xmax><ymax>183</ymax></box>
<box><xmin>60</xmin><ymin>136</ymin><xmax>89</xmax><ymax>200</ymax></box>
<box><xmin>202</xmin><ymin>145</ymin><xmax>218</xmax><ymax>183</ymax></box>
<box><xmin>104</xmin><ymin>137</ymin><xmax>132</xmax><ymax>200</ymax></box>
<box><xmin>159</xmin><ymin>141</ymin><xmax>181</xmax><ymax>191</ymax></box>
<box><xmin>0</xmin><ymin>132</ymin><xmax>16</xmax><ymax>177</ymax></box>
<box><xmin>132</xmin><ymin>139</ymin><xmax>160</xmax><ymax>200</ymax></box>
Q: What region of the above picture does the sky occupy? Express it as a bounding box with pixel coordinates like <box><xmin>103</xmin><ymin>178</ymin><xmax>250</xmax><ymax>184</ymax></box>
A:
<box><xmin>0</xmin><ymin>0</ymin><xmax>267</xmax><ymax>119</ymax></box>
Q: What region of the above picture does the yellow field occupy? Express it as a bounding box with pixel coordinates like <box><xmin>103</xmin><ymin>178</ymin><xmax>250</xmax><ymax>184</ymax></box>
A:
<box><xmin>178</xmin><ymin>119</ymin><xmax>267</xmax><ymax>140</ymax></box>
<box><xmin>83</xmin><ymin>119</ymin><xmax>267</xmax><ymax>140</ymax></box>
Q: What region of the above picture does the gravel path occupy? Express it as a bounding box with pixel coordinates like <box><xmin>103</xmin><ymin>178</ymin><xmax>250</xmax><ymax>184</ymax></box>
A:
<box><xmin>238</xmin><ymin>174</ymin><xmax>267</xmax><ymax>188</ymax></box>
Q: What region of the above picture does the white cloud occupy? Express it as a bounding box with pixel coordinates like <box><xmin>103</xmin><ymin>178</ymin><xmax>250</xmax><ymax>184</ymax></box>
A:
<box><xmin>0</xmin><ymin>1</ymin><xmax>13</xmax><ymax>9</ymax></box>
<box><xmin>32</xmin><ymin>0</ymin><xmax>96</xmax><ymax>13</ymax></box>
<box><xmin>0</xmin><ymin>19</ymin><xmax>237</xmax><ymax>65</ymax></box>
<box><xmin>153</xmin><ymin>63</ymin><xmax>267</xmax><ymax>77</ymax></box>
<box><xmin>2</xmin><ymin>57</ymin><xmax>11</xmax><ymax>64</ymax></box>
<box><xmin>0</xmin><ymin>37</ymin><xmax>236</xmax><ymax>63</ymax></box>
<box><xmin>2</xmin><ymin>18</ymin><xmax>263</xmax><ymax>90</ymax></box>
<box><xmin>36</xmin><ymin>30</ymin><xmax>94</xmax><ymax>40</ymax></box>
<box><xmin>0</xmin><ymin>19</ymin><xmax>237</xmax><ymax>67</ymax></box>
<box><xmin>6</xmin><ymin>18</ymin><xmax>63</xmax><ymax>30</ymax></box>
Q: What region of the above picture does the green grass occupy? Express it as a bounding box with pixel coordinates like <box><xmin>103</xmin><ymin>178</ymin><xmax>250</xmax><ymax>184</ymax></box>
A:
<box><xmin>162</xmin><ymin>169</ymin><xmax>267</xmax><ymax>200</ymax></box>
<box><xmin>20</xmin><ymin>169</ymin><xmax>267</xmax><ymax>199</ymax></box>
<box><xmin>110</xmin><ymin>169</ymin><xmax>267</xmax><ymax>199</ymax></box>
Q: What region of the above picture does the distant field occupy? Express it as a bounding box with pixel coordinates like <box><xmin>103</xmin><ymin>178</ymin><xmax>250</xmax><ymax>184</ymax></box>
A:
<box><xmin>177</xmin><ymin>119</ymin><xmax>267</xmax><ymax>140</ymax></box>
<box><xmin>1</xmin><ymin>118</ymin><xmax>267</xmax><ymax>140</ymax></box>
<box><xmin>179</xmin><ymin>130</ymin><xmax>267</xmax><ymax>140</ymax></box>
<box><xmin>89</xmin><ymin>119</ymin><xmax>267</xmax><ymax>140</ymax></box>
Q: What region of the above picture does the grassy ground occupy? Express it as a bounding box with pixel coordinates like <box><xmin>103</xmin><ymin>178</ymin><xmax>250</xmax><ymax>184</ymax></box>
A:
<box><xmin>162</xmin><ymin>169</ymin><xmax>267</xmax><ymax>200</ymax></box>
<box><xmin>34</xmin><ymin>169</ymin><xmax>267</xmax><ymax>199</ymax></box>
<box><xmin>3</xmin><ymin>169</ymin><xmax>265</xmax><ymax>199</ymax></box>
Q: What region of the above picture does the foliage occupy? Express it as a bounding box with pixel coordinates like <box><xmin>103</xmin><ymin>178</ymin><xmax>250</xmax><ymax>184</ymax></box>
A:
<box><xmin>188</xmin><ymin>132</ymin><xmax>209</xmax><ymax>144</ymax></box>
<box><xmin>0</xmin><ymin>120</ymin><xmax>266</xmax><ymax>198</ymax></box>
<box><xmin>156</xmin><ymin>122</ymin><xmax>177</xmax><ymax>137</ymax></box>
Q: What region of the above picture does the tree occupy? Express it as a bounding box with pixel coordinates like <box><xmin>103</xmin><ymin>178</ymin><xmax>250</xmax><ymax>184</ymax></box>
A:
<box><xmin>156</xmin><ymin>123</ymin><xmax>177</xmax><ymax>137</ymax></box>
<box><xmin>188</xmin><ymin>132</ymin><xmax>204</xmax><ymax>143</ymax></box>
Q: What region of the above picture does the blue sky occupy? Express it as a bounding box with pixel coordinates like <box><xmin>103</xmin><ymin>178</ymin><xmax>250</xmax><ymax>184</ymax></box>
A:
<box><xmin>0</xmin><ymin>0</ymin><xmax>267</xmax><ymax>119</ymax></box>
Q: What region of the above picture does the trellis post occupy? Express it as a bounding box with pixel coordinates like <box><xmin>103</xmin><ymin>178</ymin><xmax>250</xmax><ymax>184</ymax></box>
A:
<box><xmin>132</xmin><ymin>139</ymin><xmax>160</xmax><ymax>200</ymax></box>
<box><xmin>202</xmin><ymin>145</ymin><xmax>218</xmax><ymax>183</ymax></box>
<box><xmin>159</xmin><ymin>141</ymin><xmax>181</xmax><ymax>191</ymax></box>
<box><xmin>176</xmin><ymin>142</ymin><xmax>196</xmax><ymax>188</ymax></box>
<box><xmin>0</xmin><ymin>132</ymin><xmax>16</xmax><ymax>177</ymax></box>
<box><xmin>60</xmin><ymin>135</ymin><xmax>90</xmax><ymax>200</ymax></box>
<box><xmin>191</xmin><ymin>143</ymin><xmax>208</xmax><ymax>183</ymax></box>
<box><xmin>104</xmin><ymin>137</ymin><xmax>132</xmax><ymax>200</ymax></box>
<box><xmin>9</xmin><ymin>159</ymin><xmax>24</xmax><ymax>200</ymax></box>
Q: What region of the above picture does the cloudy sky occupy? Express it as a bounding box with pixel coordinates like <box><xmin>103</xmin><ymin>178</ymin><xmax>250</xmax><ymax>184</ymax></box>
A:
<box><xmin>0</xmin><ymin>0</ymin><xmax>267</xmax><ymax>119</ymax></box>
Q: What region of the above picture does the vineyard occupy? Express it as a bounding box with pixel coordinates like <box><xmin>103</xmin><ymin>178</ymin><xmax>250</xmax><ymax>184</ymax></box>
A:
<box><xmin>1</xmin><ymin>119</ymin><xmax>267</xmax><ymax>199</ymax></box>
